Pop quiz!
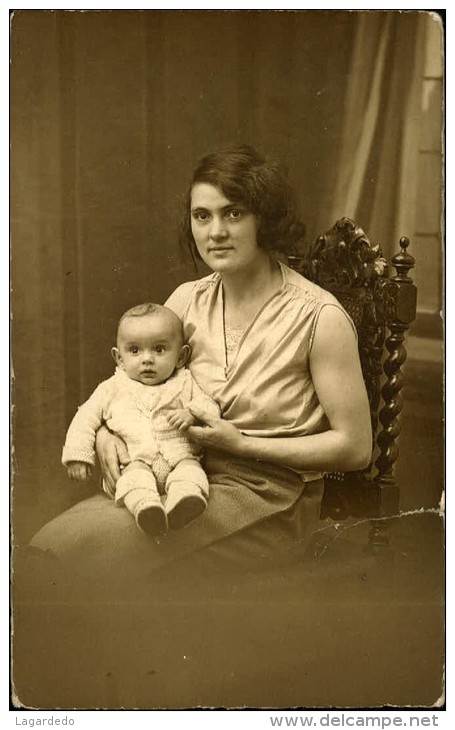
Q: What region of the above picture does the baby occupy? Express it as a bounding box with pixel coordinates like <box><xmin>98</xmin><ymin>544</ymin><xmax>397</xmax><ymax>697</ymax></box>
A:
<box><xmin>62</xmin><ymin>302</ymin><xmax>220</xmax><ymax>536</ymax></box>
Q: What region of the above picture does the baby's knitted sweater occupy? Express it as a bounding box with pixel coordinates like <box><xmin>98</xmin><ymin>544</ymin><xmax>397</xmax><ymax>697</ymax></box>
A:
<box><xmin>62</xmin><ymin>368</ymin><xmax>220</xmax><ymax>468</ymax></box>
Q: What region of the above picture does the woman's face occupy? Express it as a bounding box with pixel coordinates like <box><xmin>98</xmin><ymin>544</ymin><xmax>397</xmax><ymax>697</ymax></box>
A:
<box><xmin>190</xmin><ymin>183</ymin><xmax>264</xmax><ymax>275</ymax></box>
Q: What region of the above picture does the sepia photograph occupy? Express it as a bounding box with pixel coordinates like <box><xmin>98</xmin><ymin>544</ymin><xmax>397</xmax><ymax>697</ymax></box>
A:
<box><xmin>10</xmin><ymin>8</ymin><xmax>444</xmax><ymax>711</ymax></box>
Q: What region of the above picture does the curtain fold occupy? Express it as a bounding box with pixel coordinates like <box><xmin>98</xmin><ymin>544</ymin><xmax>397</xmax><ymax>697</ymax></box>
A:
<box><xmin>328</xmin><ymin>12</ymin><xmax>427</xmax><ymax>257</ymax></box>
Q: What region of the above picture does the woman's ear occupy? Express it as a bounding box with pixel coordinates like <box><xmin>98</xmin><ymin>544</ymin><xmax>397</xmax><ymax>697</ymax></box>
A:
<box><xmin>177</xmin><ymin>344</ymin><xmax>191</xmax><ymax>368</ymax></box>
<box><xmin>111</xmin><ymin>347</ymin><xmax>123</xmax><ymax>368</ymax></box>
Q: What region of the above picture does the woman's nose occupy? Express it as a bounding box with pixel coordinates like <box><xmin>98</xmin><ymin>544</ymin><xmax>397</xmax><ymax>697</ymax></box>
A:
<box><xmin>209</xmin><ymin>216</ymin><xmax>228</xmax><ymax>241</ymax></box>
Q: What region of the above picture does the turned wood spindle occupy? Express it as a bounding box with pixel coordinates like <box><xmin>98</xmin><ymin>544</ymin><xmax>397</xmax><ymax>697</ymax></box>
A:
<box><xmin>373</xmin><ymin>237</ymin><xmax>417</xmax><ymax>515</ymax></box>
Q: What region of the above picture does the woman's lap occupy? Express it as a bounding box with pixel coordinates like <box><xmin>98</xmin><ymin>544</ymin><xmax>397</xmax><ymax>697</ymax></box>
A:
<box><xmin>28</xmin><ymin>451</ymin><xmax>323</xmax><ymax>600</ymax></box>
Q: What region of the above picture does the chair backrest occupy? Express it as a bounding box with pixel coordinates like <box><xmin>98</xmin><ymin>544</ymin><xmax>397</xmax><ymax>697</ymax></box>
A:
<box><xmin>287</xmin><ymin>217</ymin><xmax>417</xmax><ymax>525</ymax></box>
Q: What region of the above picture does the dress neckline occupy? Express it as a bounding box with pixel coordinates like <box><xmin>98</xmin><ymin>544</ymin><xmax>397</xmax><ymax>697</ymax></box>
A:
<box><xmin>220</xmin><ymin>262</ymin><xmax>286</xmax><ymax>378</ymax></box>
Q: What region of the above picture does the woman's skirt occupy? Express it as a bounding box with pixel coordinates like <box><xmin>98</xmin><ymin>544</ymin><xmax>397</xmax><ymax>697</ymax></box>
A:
<box><xmin>28</xmin><ymin>449</ymin><xmax>324</xmax><ymax>601</ymax></box>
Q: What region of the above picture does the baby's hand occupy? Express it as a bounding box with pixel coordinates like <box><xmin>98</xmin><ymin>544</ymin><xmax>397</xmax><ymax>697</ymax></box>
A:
<box><xmin>67</xmin><ymin>461</ymin><xmax>92</xmax><ymax>482</ymax></box>
<box><xmin>167</xmin><ymin>408</ymin><xmax>196</xmax><ymax>431</ymax></box>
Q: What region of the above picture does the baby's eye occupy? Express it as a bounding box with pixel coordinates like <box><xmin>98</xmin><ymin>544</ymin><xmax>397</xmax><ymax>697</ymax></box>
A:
<box><xmin>129</xmin><ymin>346</ymin><xmax>139</xmax><ymax>354</ymax></box>
<box><xmin>155</xmin><ymin>345</ymin><xmax>166</xmax><ymax>354</ymax></box>
<box><xmin>226</xmin><ymin>209</ymin><xmax>243</xmax><ymax>220</ymax></box>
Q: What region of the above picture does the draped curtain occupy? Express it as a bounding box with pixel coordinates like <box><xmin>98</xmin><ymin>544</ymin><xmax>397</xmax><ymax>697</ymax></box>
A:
<box><xmin>327</xmin><ymin>12</ymin><xmax>428</xmax><ymax>255</ymax></box>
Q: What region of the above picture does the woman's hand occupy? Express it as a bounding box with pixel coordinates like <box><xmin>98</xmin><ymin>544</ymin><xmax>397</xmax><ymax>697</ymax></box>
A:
<box><xmin>95</xmin><ymin>425</ymin><xmax>130</xmax><ymax>497</ymax></box>
<box><xmin>186</xmin><ymin>404</ymin><xmax>245</xmax><ymax>454</ymax></box>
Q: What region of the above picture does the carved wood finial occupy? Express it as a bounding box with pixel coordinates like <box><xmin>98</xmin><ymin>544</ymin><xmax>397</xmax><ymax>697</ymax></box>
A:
<box><xmin>392</xmin><ymin>236</ymin><xmax>416</xmax><ymax>282</ymax></box>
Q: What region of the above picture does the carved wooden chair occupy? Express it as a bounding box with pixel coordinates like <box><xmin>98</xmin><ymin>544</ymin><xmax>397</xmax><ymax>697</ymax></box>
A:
<box><xmin>287</xmin><ymin>217</ymin><xmax>417</xmax><ymax>549</ymax></box>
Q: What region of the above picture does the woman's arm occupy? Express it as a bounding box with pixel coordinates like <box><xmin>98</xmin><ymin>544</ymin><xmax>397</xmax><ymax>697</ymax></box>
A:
<box><xmin>187</xmin><ymin>306</ymin><xmax>372</xmax><ymax>472</ymax></box>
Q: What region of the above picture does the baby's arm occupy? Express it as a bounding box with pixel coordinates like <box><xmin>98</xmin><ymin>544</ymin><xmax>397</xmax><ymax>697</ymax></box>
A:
<box><xmin>62</xmin><ymin>378</ymin><xmax>115</xmax><ymax>478</ymax></box>
<box><xmin>167</xmin><ymin>373</ymin><xmax>220</xmax><ymax>432</ymax></box>
<box><xmin>176</xmin><ymin>373</ymin><xmax>221</xmax><ymax>430</ymax></box>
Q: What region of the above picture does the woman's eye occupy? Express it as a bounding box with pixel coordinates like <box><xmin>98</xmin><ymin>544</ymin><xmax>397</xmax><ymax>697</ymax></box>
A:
<box><xmin>193</xmin><ymin>211</ymin><xmax>210</xmax><ymax>222</ymax></box>
<box><xmin>227</xmin><ymin>209</ymin><xmax>242</xmax><ymax>220</ymax></box>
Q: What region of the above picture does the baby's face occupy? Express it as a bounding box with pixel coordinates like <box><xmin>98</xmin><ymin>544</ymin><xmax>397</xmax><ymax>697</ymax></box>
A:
<box><xmin>114</xmin><ymin>314</ymin><xmax>186</xmax><ymax>386</ymax></box>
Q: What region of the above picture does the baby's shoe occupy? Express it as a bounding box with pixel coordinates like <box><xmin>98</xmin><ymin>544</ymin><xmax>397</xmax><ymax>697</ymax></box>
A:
<box><xmin>165</xmin><ymin>482</ymin><xmax>207</xmax><ymax>530</ymax></box>
<box><xmin>135</xmin><ymin>498</ymin><xmax>167</xmax><ymax>537</ymax></box>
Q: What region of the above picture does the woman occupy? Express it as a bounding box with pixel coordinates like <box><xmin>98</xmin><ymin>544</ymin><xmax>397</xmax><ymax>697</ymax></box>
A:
<box><xmin>30</xmin><ymin>145</ymin><xmax>371</xmax><ymax>597</ymax></box>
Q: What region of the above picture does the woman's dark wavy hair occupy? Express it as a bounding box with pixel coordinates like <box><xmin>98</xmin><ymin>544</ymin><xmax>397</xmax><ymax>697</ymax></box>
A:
<box><xmin>179</xmin><ymin>144</ymin><xmax>306</xmax><ymax>260</ymax></box>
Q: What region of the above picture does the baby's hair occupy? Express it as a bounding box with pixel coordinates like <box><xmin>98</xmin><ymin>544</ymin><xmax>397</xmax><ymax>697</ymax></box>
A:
<box><xmin>117</xmin><ymin>302</ymin><xmax>184</xmax><ymax>343</ymax></box>
<box><xmin>119</xmin><ymin>302</ymin><xmax>165</xmax><ymax>323</ymax></box>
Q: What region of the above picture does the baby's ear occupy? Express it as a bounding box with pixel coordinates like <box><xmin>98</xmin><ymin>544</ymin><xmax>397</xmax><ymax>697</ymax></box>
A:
<box><xmin>177</xmin><ymin>344</ymin><xmax>191</xmax><ymax>368</ymax></box>
<box><xmin>111</xmin><ymin>347</ymin><xmax>123</xmax><ymax>367</ymax></box>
